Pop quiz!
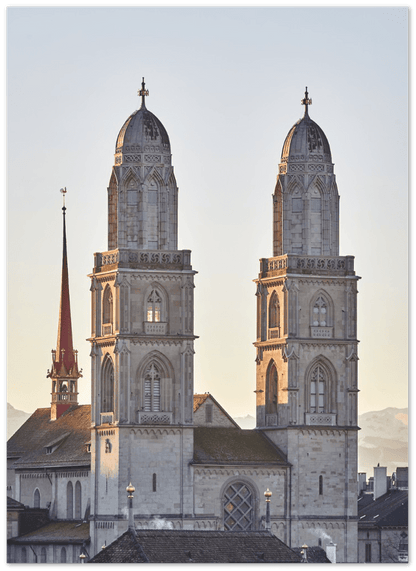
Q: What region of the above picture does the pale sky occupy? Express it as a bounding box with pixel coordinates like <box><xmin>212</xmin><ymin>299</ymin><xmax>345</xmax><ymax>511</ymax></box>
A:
<box><xmin>7</xmin><ymin>6</ymin><xmax>408</xmax><ymax>418</ymax></box>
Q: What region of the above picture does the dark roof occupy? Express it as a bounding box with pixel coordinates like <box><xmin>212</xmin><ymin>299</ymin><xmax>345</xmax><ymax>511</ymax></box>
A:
<box><xmin>8</xmin><ymin>521</ymin><xmax>90</xmax><ymax>545</ymax></box>
<box><xmin>7</xmin><ymin>405</ymin><xmax>91</xmax><ymax>469</ymax></box>
<box><xmin>88</xmin><ymin>529</ymin><xmax>301</xmax><ymax>563</ymax></box>
<box><xmin>358</xmin><ymin>490</ymin><xmax>408</xmax><ymax>528</ymax></box>
<box><xmin>193</xmin><ymin>393</ymin><xmax>240</xmax><ymax>428</ymax></box>
<box><xmin>293</xmin><ymin>546</ymin><xmax>331</xmax><ymax>563</ymax></box>
<box><xmin>193</xmin><ymin>427</ymin><xmax>288</xmax><ymax>465</ymax></box>
<box><xmin>7</xmin><ymin>496</ymin><xmax>25</xmax><ymax>510</ymax></box>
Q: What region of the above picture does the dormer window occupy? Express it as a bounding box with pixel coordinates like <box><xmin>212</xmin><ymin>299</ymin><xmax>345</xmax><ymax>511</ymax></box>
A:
<box><xmin>45</xmin><ymin>446</ymin><xmax>53</xmax><ymax>455</ymax></box>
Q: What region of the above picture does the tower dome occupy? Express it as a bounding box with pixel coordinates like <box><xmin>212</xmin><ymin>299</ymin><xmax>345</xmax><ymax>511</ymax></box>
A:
<box><xmin>279</xmin><ymin>88</ymin><xmax>332</xmax><ymax>175</ymax></box>
<box><xmin>114</xmin><ymin>79</ymin><xmax>171</xmax><ymax>167</ymax></box>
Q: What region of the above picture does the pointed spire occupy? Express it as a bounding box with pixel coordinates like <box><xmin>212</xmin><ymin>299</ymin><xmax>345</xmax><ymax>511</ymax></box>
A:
<box><xmin>54</xmin><ymin>192</ymin><xmax>77</xmax><ymax>376</ymax></box>
<box><xmin>138</xmin><ymin>77</ymin><xmax>149</xmax><ymax>109</ymax></box>
<box><xmin>301</xmin><ymin>86</ymin><xmax>312</xmax><ymax>117</ymax></box>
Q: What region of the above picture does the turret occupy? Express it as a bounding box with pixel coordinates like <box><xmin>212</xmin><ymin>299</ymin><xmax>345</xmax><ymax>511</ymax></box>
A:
<box><xmin>47</xmin><ymin>189</ymin><xmax>82</xmax><ymax>420</ymax></box>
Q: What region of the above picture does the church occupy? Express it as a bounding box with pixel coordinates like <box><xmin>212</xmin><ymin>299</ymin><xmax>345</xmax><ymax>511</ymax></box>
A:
<box><xmin>7</xmin><ymin>84</ymin><xmax>359</xmax><ymax>563</ymax></box>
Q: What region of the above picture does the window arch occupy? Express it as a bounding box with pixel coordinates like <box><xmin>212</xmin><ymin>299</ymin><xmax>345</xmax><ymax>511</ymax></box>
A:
<box><xmin>136</xmin><ymin>351</ymin><xmax>174</xmax><ymax>415</ymax></box>
<box><xmin>147</xmin><ymin>289</ymin><xmax>162</xmax><ymax>322</ymax></box>
<box><xmin>310</xmin><ymin>290</ymin><xmax>334</xmax><ymax>329</ymax></box>
<box><xmin>34</xmin><ymin>488</ymin><xmax>40</xmax><ymax>508</ymax></box>
<box><xmin>101</xmin><ymin>355</ymin><xmax>114</xmax><ymax>413</ymax></box>
<box><xmin>75</xmin><ymin>481</ymin><xmax>82</xmax><ymax>519</ymax></box>
<box><xmin>223</xmin><ymin>482</ymin><xmax>254</xmax><ymax>531</ymax></box>
<box><xmin>67</xmin><ymin>481</ymin><xmax>73</xmax><ymax>519</ymax></box>
<box><xmin>268</xmin><ymin>291</ymin><xmax>280</xmax><ymax>336</ymax></box>
<box><xmin>306</xmin><ymin>358</ymin><xmax>336</xmax><ymax>415</ymax></box>
<box><xmin>103</xmin><ymin>284</ymin><xmax>113</xmax><ymax>326</ymax></box>
<box><xmin>266</xmin><ymin>361</ymin><xmax>278</xmax><ymax>415</ymax></box>
<box><xmin>60</xmin><ymin>547</ymin><xmax>67</xmax><ymax>563</ymax></box>
<box><xmin>310</xmin><ymin>364</ymin><xmax>326</xmax><ymax>413</ymax></box>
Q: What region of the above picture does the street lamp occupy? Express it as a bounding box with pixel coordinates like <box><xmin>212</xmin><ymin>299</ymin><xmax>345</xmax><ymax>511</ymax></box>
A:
<box><xmin>264</xmin><ymin>488</ymin><xmax>272</xmax><ymax>531</ymax></box>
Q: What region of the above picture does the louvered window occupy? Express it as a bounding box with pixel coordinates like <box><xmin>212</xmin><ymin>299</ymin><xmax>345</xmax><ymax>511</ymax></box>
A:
<box><xmin>147</xmin><ymin>290</ymin><xmax>161</xmax><ymax>322</ymax></box>
<box><xmin>144</xmin><ymin>363</ymin><xmax>161</xmax><ymax>411</ymax></box>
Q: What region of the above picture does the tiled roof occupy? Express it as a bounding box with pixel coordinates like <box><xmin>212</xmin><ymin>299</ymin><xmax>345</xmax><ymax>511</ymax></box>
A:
<box><xmin>293</xmin><ymin>546</ymin><xmax>331</xmax><ymax>563</ymax></box>
<box><xmin>358</xmin><ymin>490</ymin><xmax>408</xmax><ymax>528</ymax></box>
<box><xmin>7</xmin><ymin>405</ymin><xmax>91</xmax><ymax>469</ymax></box>
<box><xmin>8</xmin><ymin>521</ymin><xmax>90</xmax><ymax>545</ymax></box>
<box><xmin>193</xmin><ymin>427</ymin><xmax>288</xmax><ymax>465</ymax></box>
<box><xmin>193</xmin><ymin>393</ymin><xmax>240</xmax><ymax>428</ymax></box>
<box><xmin>88</xmin><ymin>529</ymin><xmax>301</xmax><ymax>563</ymax></box>
<box><xmin>7</xmin><ymin>496</ymin><xmax>25</xmax><ymax>510</ymax></box>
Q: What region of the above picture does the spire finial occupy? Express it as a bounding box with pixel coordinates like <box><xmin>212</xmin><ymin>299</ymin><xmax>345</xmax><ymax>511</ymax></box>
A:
<box><xmin>138</xmin><ymin>77</ymin><xmax>149</xmax><ymax>108</ymax></box>
<box><xmin>60</xmin><ymin>187</ymin><xmax>67</xmax><ymax>212</ymax></box>
<box><xmin>301</xmin><ymin>87</ymin><xmax>312</xmax><ymax>116</ymax></box>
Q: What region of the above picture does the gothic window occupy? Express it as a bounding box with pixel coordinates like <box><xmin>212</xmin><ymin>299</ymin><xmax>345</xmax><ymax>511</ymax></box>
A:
<box><xmin>66</xmin><ymin>481</ymin><xmax>73</xmax><ymax>519</ymax></box>
<box><xmin>147</xmin><ymin>289</ymin><xmax>162</xmax><ymax>322</ymax></box>
<box><xmin>75</xmin><ymin>481</ymin><xmax>82</xmax><ymax>519</ymax></box>
<box><xmin>266</xmin><ymin>362</ymin><xmax>278</xmax><ymax>415</ymax></box>
<box><xmin>34</xmin><ymin>488</ymin><xmax>40</xmax><ymax>508</ymax></box>
<box><xmin>101</xmin><ymin>355</ymin><xmax>114</xmax><ymax>413</ymax></box>
<box><xmin>310</xmin><ymin>364</ymin><xmax>326</xmax><ymax>413</ymax></box>
<box><xmin>40</xmin><ymin>547</ymin><xmax>47</xmax><ymax>563</ymax></box>
<box><xmin>60</xmin><ymin>547</ymin><xmax>67</xmax><ymax>564</ymax></box>
<box><xmin>223</xmin><ymin>482</ymin><xmax>254</xmax><ymax>531</ymax></box>
<box><xmin>313</xmin><ymin>296</ymin><xmax>327</xmax><ymax>326</ymax></box>
<box><xmin>103</xmin><ymin>284</ymin><xmax>113</xmax><ymax>325</ymax></box>
<box><xmin>144</xmin><ymin>363</ymin><xmax>161</xmax><ymax>411</ymax></box>
<box><xmin>268</xmin><ymin>291</ymin><xmax>280</xmax><ymax>335</ymax></box>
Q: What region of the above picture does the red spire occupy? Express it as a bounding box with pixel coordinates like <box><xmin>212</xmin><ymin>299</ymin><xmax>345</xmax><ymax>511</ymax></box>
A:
<box><xmin>53</xmin><ymin>205</ymin><xmax>77</xmax><ymax>376</ymax></box>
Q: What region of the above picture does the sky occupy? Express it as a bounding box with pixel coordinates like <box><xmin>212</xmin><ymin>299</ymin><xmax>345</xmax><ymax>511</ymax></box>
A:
<box><xmin>7</xmin><ymin>6</ymin><xmax>408</xmax><ymax>418</ymax></box>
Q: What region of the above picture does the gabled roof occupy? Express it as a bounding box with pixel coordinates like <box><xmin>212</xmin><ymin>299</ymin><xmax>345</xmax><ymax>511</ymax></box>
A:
<box><xmin>88</xmin><ymin>529</ymin><xmax>301</xmax><ymax>563</ymax></box>
<box><xmin>193</xmin><ymin>393</ymin><xmax>240</xmax><ymax>428</ymax></box>
<box><xmin>7</xmin><ymin>405</ymin><xmax>91</xmax><ymax>469</ymax></box>
<box><xmin>193</xmin><ymin>427</ymin><xmax>288</xmax><ymax>466</ymax></box>
<box><xmin>358</xmin><ymin>490</ymin><xmax>408</xmax><ymax>528</ymax></box>
<box><xmin>7</xmin><ymin>497</ymin><xmax>25</xmax><ymax>511</ymax></box>
<box><xmin>7</xmin><ymin>521</ymin><xmax>90</xmax><ymax>545</ymax></box>
<box><xmin>293</xmin><ymin>546</ymin><xmax>331</xmax><ymax>563</ymax></box>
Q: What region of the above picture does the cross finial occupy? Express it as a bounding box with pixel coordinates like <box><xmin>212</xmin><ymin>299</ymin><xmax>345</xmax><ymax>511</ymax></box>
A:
<box><xmin>301</xmin><ymin>87</ymin><xmax>312</xmax><ymax>116</ymax></box>
<box><xmin>60</xmin><ymin>187</ymin><xmax>67</xmax><ymax>212</ymax></box>
<box><xmin>138</xmin><ymin>77</ymin><xmax>149</xmax><ymax>108</ymax></box>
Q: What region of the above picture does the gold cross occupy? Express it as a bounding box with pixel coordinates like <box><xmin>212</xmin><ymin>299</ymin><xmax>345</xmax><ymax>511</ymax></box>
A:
<box><xmin>138</xmin><ymin>77</ymin><xmax>149</xmax><ymax>106</ymax></box>
<box><xmin>301</xmin><ymin>87</ymin><xmax>312</xmax><ymax>113</ymax></box>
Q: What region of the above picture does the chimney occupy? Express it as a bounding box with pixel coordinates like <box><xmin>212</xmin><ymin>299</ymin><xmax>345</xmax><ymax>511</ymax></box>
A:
<box><xmin>358</xmin><ymin>473</ymin><xmax>367</xmax><ymax>494</ymax></box>
<box><xmin>326</xmin><ymin>541</ymin><xmax>337</xmax><ymax>563</ymax></box>
<box><xmin>373</xmin><ymin>465</ymin><xmax>387</xmax><ymax>500</ymax></box>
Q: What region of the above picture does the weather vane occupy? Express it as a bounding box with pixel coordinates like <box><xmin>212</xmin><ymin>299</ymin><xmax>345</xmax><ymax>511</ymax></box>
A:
<box><xmin>138</xmin><ymin>77</ymin><xmax>149</xmax><ymax>106</ymax></box>
<box><xmin>301</xmin><ymin>87</ymin><xmax>312</xmax><ymax>113</ymax></box>
<box><xmin>60</xmin><ymin>187</ymin><xmax>67</xmax><ymax>210</ymax></box>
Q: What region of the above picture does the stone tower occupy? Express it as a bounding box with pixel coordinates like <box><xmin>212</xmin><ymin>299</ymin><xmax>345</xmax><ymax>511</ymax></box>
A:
<box><xmin>89</xmin><ymin>81</ymin><xmax>196</xmax><ymax>553</ymax></box>
<box><xmin>254</xmin><ymin>89</ymin><xmax>359</xmax><ymax>562</ymax></box>
<box><xmin>47</xmin><ymin>197</ymin><xmax>82</xmax><ymax>421</ymax></box>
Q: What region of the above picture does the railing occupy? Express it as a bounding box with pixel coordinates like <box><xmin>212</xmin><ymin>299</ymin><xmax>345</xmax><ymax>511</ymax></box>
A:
<box><xmin>51</xmin><ymin>394</ymin><xmax>78</xmax><ymax>403</ymax></box>
<box><xmin>94</xmin><ymin>249</ymin><xmax>192</xmax><ymax>271</ymax></box>
<box><xmin>100</xmin><ymin>412</ymin><xmax>114</xmax><ymax>424</ymax></box>
<box><xmin>310</xmin><ymin>326</ymin><xmax>333</xmax><ymax>339</ymax></box>
<box><xmin>102</xmin><ymin>323</ymin><xmax>113</xmax><ymax>336</ymax></box>
<box><xmin>137</xmin><ymin>411</ymin><xmax>172</xmax><ymax>425</ymax></box>
<box><xmin>260</xmin><ymin>255</ymin><xmax>355</xmax><ymax>277</ymax></box>
<box><xmin>305</xmin><ymin>413</ymin><xmax>337</xmax><ymax>426</ymax></box>
<box><xmin>144</xmin><ymin>322</ymin><xmax>167</xmax><ymax>335</ymax></box>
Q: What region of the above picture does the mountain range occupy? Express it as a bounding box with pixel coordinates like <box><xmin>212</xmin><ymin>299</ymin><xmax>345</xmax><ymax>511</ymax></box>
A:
<box><xmin>7</xmin><ymin>404</ymin><xmax>407</xmax><ymax>477</ymax></box>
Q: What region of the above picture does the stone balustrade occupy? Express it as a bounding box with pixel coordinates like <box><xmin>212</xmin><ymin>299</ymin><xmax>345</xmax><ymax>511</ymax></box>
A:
<box><xmin>94</xmin><ymin>249</ymin><xmax>192</xmax><ymax>272</ymax></box>
<box><xmin>260</xmin><ymin>254</ymin><xmax>355</xmax><ymax>278</ymax></box>
<box><xmin>137</xmin><ymin>411</ymin><xmax>172</xmax><ymax>425</ymax></box>
<box><xmin>304</xmin><ymin>413</ymin><xmax>337</xmax><ymax>426</ymax></box>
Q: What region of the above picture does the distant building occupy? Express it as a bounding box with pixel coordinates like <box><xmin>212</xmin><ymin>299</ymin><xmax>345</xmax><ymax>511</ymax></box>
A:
<box><xmin>8</xmin><ymin>85</ymin><xmax>359</xmax><ymax>562</ymax></box>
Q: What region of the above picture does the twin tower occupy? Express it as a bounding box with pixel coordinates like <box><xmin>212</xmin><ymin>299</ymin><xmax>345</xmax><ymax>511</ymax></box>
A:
<box><xmin>86</xmin><ymin>83</ymin><xmax>359</xmax><ymax>559</ymax></box>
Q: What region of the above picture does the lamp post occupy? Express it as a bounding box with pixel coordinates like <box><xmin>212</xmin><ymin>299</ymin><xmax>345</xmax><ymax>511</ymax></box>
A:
<box><xmin>126</xmin><ymin>482</ymin><xmax>136</xmax><ymax>531</ymax></box>
<box><xmin>301</xmin><ymin>544</ymin><xmax>308</xmax><ymax>563</ymax></box>
<box><xmin>264</xmin><ymin>488</ymin><xmax>272</xmax><ymax>531</ymax></box>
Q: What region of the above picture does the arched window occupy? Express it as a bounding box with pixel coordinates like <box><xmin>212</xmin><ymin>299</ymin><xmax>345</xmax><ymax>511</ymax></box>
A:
<box><xmin>266</xmin><ymin>362</ymin><xmax>278</xmax><ymax>415</ymax></box>
<box><xmin>34</xmin><ymin>488</ymin><xmax>40</xmax><ymax>508</ymax></box>
<box><xmin>223</xmin><ymin>482</ymin><xmax>254</xmax><ymax>531</ymax></box>
<box><xmin>21</xmin><ymin>547</ymin><xmax>27</xmax><ymax>563</ymax></box>
<box><xmin>75</xmin><ymin>481</ymin><xmax>82</xmax><ymax>519</ymax></box>
<box><xmin>310</xmin><ymin>364</ymin><xmax>327</xmax><ymax>413</ymax></box>
<box><xmin>268</xmin><ymin>291</ymin><xmax>280</xmax><ymax>334</ymax></box>
<box><xmin>147</xmin><ymin>289</ymin><xmax>162</xmax><ymax>322</ymax></box>
<box><xmin>310</xmin><ymin>290</ymin><xmax>333</xmax><ymax>333</ymax></box>
<box><xmin>60</xmin><ymin>547</ymin><xmax>67</xmax><ymax>563</ymax></box>
<box><xmin>101</xmin><ymin>355</ymin><xmax>114</xmax><ymax>413</ymax></box>
<box><xmin>67</xmin><ymin>481</ymin><xmax>73</xmax><ymax>519</ymax></box>
<box><xmin>312</xmin><ymin>295</ymin><xmax>327</xmax><ymax>326</ymax></box>
<box><xmin>144</xmin><ymin>363</ymin><xmax>161</xmax><ymax>411</ymax></box>
<box><xmin>103</xmin><ymin>285</ymin><xmax>113</xmax><ymax>325</ymax></box>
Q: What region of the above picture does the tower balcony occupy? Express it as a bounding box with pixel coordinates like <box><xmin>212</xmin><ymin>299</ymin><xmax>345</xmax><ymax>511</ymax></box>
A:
<box><xmin>305</xmin><ymin>413</ymin><xmax>337</xmax><ymax>426</ymax></box>
<box><xmin>259</xmin><ymin>254</ymin><xmax>355</xmax><ymax>279</ymax></box>
<box><xmin>93</xmin><ymin>249</ymin><xmax>192</xmax><ymax>273</ymax></box>
<box><xmin>137</xmin><ymin>411</ymin><xmax>172</xmax><ymax>425</ymax></box>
